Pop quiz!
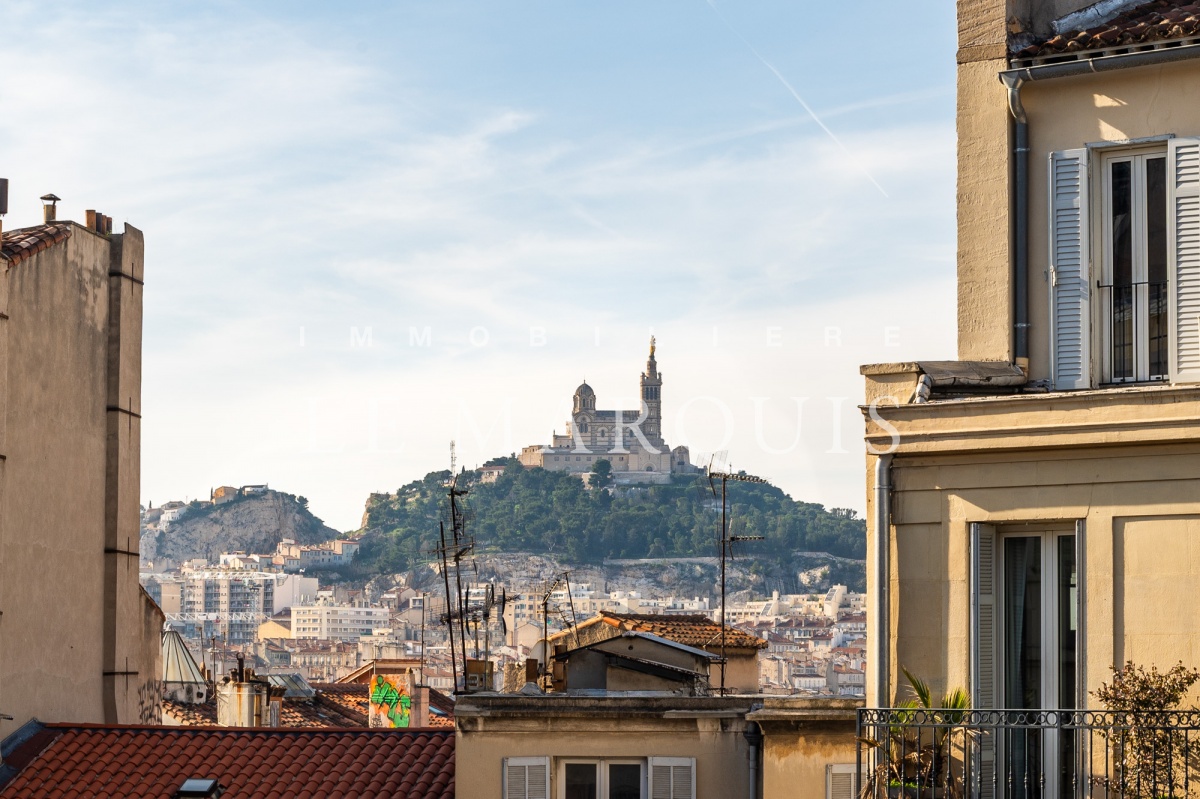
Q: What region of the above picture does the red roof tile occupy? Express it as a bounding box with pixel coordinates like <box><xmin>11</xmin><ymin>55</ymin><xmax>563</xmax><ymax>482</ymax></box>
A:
<box><xmin>0</xmin><ymin>725</ymin><xmax>454</xmax><ymax>799</ymax></box>
<box><xmin>1017</xmin><ymin>0</ymin><xmax>1200</xmax><ymax>59</ymax></box>
<box><xmin>601</xmin><ymin>612</ymin><xmax>767</xmax><ymax>650</ymax></box>
<box><xmin>0</xmin><ymin>223</ymin><xmax>71</xmax><ymax>267</ymax></box>
<box><xmin>163</xmin><ymin>692</ymin><xmax>366</xmax><ymax>729</ymax></box>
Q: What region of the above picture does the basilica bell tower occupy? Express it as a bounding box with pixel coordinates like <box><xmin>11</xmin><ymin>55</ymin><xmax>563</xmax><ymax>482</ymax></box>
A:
<box><xmin>640</xmin><ymin>337</ymin><xmax>664</xmax><ymax>447</ymax></box>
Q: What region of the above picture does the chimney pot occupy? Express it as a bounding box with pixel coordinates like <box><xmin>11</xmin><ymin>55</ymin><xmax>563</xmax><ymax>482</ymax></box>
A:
<box><xmin>41</xmin><ymin>193</ymin><xmax>61</xmax><ymax>223</ymax></box>
<box><xmin>0</xmin><ymin>179</ymin><xmax>9</xmax><ymax>216</ymax></box>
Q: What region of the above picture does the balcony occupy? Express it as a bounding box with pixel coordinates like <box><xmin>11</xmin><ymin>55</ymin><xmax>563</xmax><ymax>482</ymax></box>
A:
<box><xmin>858</xmin><ymin>708</ymin><xmax>1200</xmax><ymax>798</ymax></box>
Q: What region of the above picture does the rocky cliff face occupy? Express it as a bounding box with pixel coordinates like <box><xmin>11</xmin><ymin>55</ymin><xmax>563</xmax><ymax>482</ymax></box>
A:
<box><xmin>142</xmin><ymin>491</ymin><xmax>340</xmax><ymax>564</ymax></box>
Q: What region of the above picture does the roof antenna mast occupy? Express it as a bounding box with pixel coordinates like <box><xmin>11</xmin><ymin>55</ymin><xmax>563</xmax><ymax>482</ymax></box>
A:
<box><xmin>707</xmin><ymin>461</ymin><xmax>765</xmax><ymax>695</ymax></box>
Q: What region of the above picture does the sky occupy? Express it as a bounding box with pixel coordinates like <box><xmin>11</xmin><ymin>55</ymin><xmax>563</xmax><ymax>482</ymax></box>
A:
<box><xmin>0</xmin><ymin>1</ymin><xmax>959</xmax><ymax>531</ymax></box>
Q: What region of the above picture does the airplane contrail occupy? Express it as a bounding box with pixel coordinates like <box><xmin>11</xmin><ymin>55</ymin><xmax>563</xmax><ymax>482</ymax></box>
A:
<box><xmin>705</xmin><ymin>0</ymin><xmax>890</xmax><ymax>198</ymax></box>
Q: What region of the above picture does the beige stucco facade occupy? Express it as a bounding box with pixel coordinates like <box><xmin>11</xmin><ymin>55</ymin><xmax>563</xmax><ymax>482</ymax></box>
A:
<box><xmin>864</xmin><ymin>386</ymin><xmax>1200</xmax><ymax>704</ymax></box>
<box><xmin>0</xmin><ymin>219</ymin><xmax>161</xmax><ymax>736</ymax></box>
<box><xmin>455</xmin><ymin>695</ymin><xmax>860</xmax><ymax>799</ymax></box>
<box><xmin>865</xmin><ymin>0</ymin><xmax>1200</xmax><ymax>711</ymax></box>
<box><xmin>748</xmin><ymin>699</ymin><xmax>860</xmax><ymax>799</ymax></box>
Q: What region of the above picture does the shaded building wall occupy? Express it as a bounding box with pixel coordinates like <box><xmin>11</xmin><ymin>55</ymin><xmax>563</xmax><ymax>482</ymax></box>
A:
<box><xmin>455</xmin><ymin>695</ymin><xmax>754</xmax><ymax>799</ymax></box>
<box><xmin>0</xmin><ymin>221</ymin><xmax>158</xmax><ymax>736</ymax></box>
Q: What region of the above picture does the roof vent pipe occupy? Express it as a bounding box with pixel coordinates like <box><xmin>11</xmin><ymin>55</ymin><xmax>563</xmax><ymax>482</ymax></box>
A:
<box><xmin>0</xmin><ymin>178</ymin><xmax>8</xmax><ymax>240</ymax></box>
<box><xmin>40</xmin><ymin>194</ymin><xmax>60</xmax><ymax>224</ymax></box>
<box><xmin>1001</xmin><ymin>74</ymin><xmax>1030</xmax><ymax>374</ymax></box>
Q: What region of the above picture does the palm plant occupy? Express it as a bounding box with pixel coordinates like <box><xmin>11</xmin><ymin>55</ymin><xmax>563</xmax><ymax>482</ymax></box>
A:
<box><xmin>862</xmin><ymin>667</ymin><xmax>972</xmax><ymax>799</ymax></box>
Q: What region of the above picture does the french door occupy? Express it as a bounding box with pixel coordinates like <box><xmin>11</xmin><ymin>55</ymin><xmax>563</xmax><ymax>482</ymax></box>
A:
<box><xmin>972</xmin><ymin>524</ymin><xmax>1084</xmax><ymax>799</ymax></box>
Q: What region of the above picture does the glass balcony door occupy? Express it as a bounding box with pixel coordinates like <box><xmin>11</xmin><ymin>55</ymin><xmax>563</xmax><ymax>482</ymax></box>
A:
<box><xmin>1001</xmin><ymin>534</ymin><xmax>1078</xmax><ymax>799</ymax></box>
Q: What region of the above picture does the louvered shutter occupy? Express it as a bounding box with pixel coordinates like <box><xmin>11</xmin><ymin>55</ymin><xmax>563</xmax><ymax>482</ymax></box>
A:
<box><xmin>504</xmin><ymin>757</ymin><xmax>549</xmax><ymax>799</ymax></box>
<box><xmin>1170</xmin><ymin>137</ymin><xmax>1200</xmax><ymax>383</ymax></box>
<box><xmin>648</xmin><ymin>757</ymin><xmax>695</xmax><ymax>799</ymax></box>
<box><xmin>826</xmin><ymin>763</ymin><xmax>858</xmax><ymax>799</ymax></box>
<box><xmin>1050</xmin><ymin>148</ymin><xmax>1092</xmax><ymax>389</ymax></box>
<box><xmin>970</xmin><ymin>523</ymin><xmax>997</xmax><ymax>799</ymax></box>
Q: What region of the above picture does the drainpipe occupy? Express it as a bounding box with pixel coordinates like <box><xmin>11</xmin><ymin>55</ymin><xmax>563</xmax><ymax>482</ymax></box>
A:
<box><xmin>743</xmin><ymin>721</ymin><xmax>762</xmax><ymax>799</ymax></box>
<box><xmin>872</xmin><ymin>454</ymin><xmax>892</xmax><ymax>706</ymax></box>
<box><xmin>1001</xmin><ymin>73</ymin><xmax>1031</xmax><ymax>375</ymax></box>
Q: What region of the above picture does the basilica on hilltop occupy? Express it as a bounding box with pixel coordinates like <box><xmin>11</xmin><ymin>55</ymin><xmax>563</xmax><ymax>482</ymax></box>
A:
<box><xmin>518</xmin><ymin>339</ymin><xmax>695</xmax><ymax>484</ymax></box>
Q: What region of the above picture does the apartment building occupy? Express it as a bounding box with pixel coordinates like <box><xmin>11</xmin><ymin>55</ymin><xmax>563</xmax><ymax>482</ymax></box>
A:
<box><xmin>0</xmin><ymin>199</ymin><xmax>161</xmax><ymax>735</ymax></box>
<box><xmin>291</xmin><ymin>605</ymin><xmax>391</xmax><ymax>640</ymax></box>
<box><xmin>860</xmin><ymin>0</ymin><xmax>1200</xmax><ymax>793</ymax></box>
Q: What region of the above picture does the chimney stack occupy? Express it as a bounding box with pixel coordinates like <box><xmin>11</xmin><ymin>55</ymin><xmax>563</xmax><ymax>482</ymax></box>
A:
<box><xmin>40</xmin><ymin>194</ymin><xmax>60</xmax><ymax>223</ymax></box>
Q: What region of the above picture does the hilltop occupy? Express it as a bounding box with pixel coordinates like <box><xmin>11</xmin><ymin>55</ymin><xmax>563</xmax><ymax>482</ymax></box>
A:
<box><xmin>352</xmin><ymin>459</ymin><xmax>866</xmax><ymax>588</ymax></box>
<box><xmin>142</xmin><ymin>489</ymin><xmax>341</xmax><ymax>564</ymax></box>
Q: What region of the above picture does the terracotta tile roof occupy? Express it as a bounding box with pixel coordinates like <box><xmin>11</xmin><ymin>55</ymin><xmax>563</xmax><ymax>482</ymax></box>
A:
<box><xmin>1017</xmin><ymin>0</ymin><xmax>1200</xmax><ymax>60</ymax></box>
<box><xmin>0</xmin><ymin>224</ymin><xmax>71</xmax><ymax>267</ymax></box>
<box><xmin>599</xmin><ymin>611</ymin><xmax>767</xmax><ymax>650</ymax></box>
<box><xmin>0</xmin><ymin>724</ymin><xmax>454</xmax><ymax>798</ymax></box>
<box><xmin>310</xmin><ymin>683</ymin><xmax>455</xmax><ymax>727</ymax></box>
<box><xmin>428</xmin><ymin>687</ymin><xmax>455</xmax><ymax>717</ymax></box>
<box><xmin>162</xmin><ymin>691</ymin><xmax>366</xmax><ymax>729</ymax></box>
<box><xmin>310</xmin><ymin>683</ymin><xmax>369</xmax><ymax>721</ymax></box>
<box><xmin>162</xmin><ymin>697</ymin><xmax>218</xmax><ymax>726</ymax></box>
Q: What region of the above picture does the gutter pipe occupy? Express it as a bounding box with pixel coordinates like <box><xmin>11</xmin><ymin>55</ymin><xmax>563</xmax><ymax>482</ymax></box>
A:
<box><xmin>872</xmin><ymin>453</ymin><xmax>892</xmax><ymax>707</ymax></box>
<box><xmin>1000</xmin><ymin>73</ymin><xmax>1031</xmax><ymax>375</ymax></box>
<box><xmin>743</xmin><ymin>721</ymin><xmax>763</xmax><ymax>799</ymax></box>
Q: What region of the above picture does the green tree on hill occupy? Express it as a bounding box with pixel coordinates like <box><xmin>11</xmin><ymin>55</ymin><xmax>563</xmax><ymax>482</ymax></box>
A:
<box><xmin>352</xmin><ymin>466</ymin><xmax>866</xmax><ymax>574</ymax></box>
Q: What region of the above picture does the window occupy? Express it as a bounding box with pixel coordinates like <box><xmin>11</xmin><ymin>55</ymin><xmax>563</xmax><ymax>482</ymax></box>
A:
<box><xmin>559</xmin><ymin>760</ymin><xmax>643</xmax><ymax>799</ymax></box>
<box><xmin>1100</xmin><ymin>149</ymin><xmax>1169</xmax><ymax>381</ymax></box>
<box><xmin>647</xmin><ymin>758</ymin><xmax>694</xmax><ymax>799</ymax></box>
<box><xmin>1049</xmin><ymin>138</ymin><xmax>1200</xmax><ymax>388</ymax></box>
<box><xmin>504</xmin><ymin>757</ymin><xmax>549</xmax><ymax>799</ymax></box>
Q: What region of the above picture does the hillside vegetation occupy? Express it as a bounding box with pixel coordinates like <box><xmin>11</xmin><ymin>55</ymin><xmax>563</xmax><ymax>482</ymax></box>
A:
<box><xmin>355</xmin><ymin>460</ymin><xmax>866</xmax><ymax>576</ymax></box>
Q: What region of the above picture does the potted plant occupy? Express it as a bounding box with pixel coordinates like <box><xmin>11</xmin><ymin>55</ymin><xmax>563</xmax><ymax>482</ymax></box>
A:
<box><xmin>862</xmin><ymin>667</ymin><xmax>971</xmax><ymax>799</ymax></box>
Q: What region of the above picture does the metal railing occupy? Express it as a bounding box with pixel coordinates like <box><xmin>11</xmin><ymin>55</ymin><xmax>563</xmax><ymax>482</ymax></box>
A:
<box><xmin>857</xmin><ymin>708</ymin><xmax>1200</xmax><ymax>798</ymax></box>
<box><xmin>1096</xmin><ymin>280</ymin><xmax>1169</xmax><ymax>382</ymax></box>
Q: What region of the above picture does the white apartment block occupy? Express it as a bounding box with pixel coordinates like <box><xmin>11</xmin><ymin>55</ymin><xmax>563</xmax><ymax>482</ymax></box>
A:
<box><xmin>291</xmin><ymin>605</ymin><xmax>391</xmax><ymax>641</ymax></box>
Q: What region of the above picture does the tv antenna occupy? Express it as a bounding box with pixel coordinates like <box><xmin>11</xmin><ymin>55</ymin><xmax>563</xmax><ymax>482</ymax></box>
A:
<box><xmin>708</xmin><ymin>464</ymin><xmax>765</xmax><ymax>695</ymax></box>
<box><xmin>429</xmin><ymin>472</ymin><xmax>474</xmax><ymax>693</ymax></box>
<box><xmin>536</xmin><ymin>571</ymin><xmax>579</xmax><ymax>688</ymax></box>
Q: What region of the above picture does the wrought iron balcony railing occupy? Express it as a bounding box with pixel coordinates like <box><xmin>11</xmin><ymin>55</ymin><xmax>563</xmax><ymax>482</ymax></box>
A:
<box><xmin>857</xmin><ymin>708</ymin><xmax>1200</xmax><ymax>798</ymax></box>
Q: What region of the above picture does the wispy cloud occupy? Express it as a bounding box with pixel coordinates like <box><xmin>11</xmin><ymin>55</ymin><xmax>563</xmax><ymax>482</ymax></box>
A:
<box><xmin>1</xmin><ymin>1</ymin><xmax>956</xmax><ymax>528</ymax></box>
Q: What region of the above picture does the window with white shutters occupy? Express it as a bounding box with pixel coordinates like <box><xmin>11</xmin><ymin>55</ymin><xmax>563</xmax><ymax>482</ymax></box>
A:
<box><xmin>1049</xmin><ymin>137</ymin><xmax>1200</xmax><ymax>387</ymax></box>
<box><xmin>504</xmin><ymin>757</ymin><xmax>549</xmax><ymax>799</ymax></box>
<box><xmin>647</xmin><ymin>757</ymin><xmax>694</xmax><ymax>799</ymax></box>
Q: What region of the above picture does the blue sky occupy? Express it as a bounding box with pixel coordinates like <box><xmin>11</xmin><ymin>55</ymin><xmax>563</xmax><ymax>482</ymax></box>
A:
<box><xmin>1</xmin><ymin>1</ymin><xmax>959</xmax><ymax>531</ymax></box>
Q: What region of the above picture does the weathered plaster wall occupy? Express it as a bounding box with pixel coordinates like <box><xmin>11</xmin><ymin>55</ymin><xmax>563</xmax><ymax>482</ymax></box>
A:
<box><xmin>750</xmin><ymin>699</ymin><xmax>860</xmax><ymax>799</ymax></box>
<box><xmin>957</xmin><ymin>0</ymin><xmax>1015</xmax><ymax>362</ymax></box>
<box><xmin>0</xmin><ymin>222</ymin><xmax>157</xmax><ymax>736</ymax></box>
